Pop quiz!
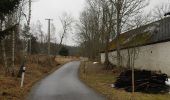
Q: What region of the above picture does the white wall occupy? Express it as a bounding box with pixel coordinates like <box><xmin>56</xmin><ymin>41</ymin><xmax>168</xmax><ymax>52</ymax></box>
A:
<box><xmin>101</xmin><ymin>41</ymin><xmax>170</xmax><ymax>76</ymax></box>
<box><xmin>101</xmin><ymin>53</ymin><xmax>105</xmax><ymax>64</ymax></box>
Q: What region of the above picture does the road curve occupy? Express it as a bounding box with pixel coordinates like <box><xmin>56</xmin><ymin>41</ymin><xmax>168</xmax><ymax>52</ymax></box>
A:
<box><xmin>27</xmin><ymin>61</ymin><xmax>106</xmax><ymax>100</ymax></box>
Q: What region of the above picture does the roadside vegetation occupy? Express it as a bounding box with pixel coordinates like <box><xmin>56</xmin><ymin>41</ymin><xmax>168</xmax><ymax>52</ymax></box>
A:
<box><xmin>0</xmin><ymin>55</ymin><xmax>75</xmax><ymax>100</ymax></box>
<box><xmin>0</xmin><ymin>0</ymin><xmax>79</xmax><ymax>99</ymax></box>
<box><xmin>79</xmin><ymin>61</ymin><xmax>170</xmax><ymax>100</ymax></box>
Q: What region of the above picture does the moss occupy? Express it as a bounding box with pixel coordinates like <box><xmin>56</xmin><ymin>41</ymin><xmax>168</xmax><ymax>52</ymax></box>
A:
<box><xmin>108</xmin><ymin>31</ymin><xmax>152</xmax><ymax>51</ymax></box>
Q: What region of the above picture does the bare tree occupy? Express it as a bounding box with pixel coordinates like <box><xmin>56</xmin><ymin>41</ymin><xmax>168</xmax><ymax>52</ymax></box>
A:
<box><xmin>19</xmin><ymin>0</ymin><xmax>32</xmax><ymax>76</ymax></box>
<box><xmin>28</xmin><ymin>0</ymin><xmax>32</xmax><ymax>54</ymax></box>
<box><xmin>125</xmin><ymin>12</ymin><xmax>153</xmax><ymax>97</ymax></box>
<box><xmin>76</xmin><ymin>0</ymin><xmax>115</xmax><ymax>62</ymax></box>
<box><xmin>32</xmin><ymin>20</ymin><xmax>44</xmax><ymax>43</ymax></box>
<box><xmin>0</xmin><ymin>0</ymin><xmax>25</xmax><ymax>75</ymax></box>
<box><xmin>153</xmin><ymin>3</ymin><xmax>170</xmax><ymax>20</ymax></box>
<box><xmin>109</xmin><ymin>0</ymin><xmax>148</xmax><ymax>68</ymax></box>
<box><xmin>77</xmin><ymin>0</ymin><xmax>149</xmax><ymax>70</ymax></box>
<box><xmin>58</xmin><ymin>13</ymin><xmax>74</xmax><ymax>54</ymax></box>
<box><xmin>1</xmin><ymin>39</ymin><xmax>8</xmax><ymax>74</ymax></box>
<box><xmin>22</xmin><ymin>0</ymin><xmax>32</xmax><ymax>53</ymax></box>
<box><xmin>36</xmin><ymin>21</ymin><xmax>44</xmax><ymax>53</ymax></box>
<box><xmin>76</xmin><ymin>5</ymin><xmax>102</xmax><ymax>59</ymax></box>
<box><xmin>101</xmin><ymin>0</ymin><xmax>116</xmax><ymax>69</ymax></box>
<box><xmin>125</xmin><ymin>13</ymin><xmax>153</xmax><ymax>31</ymax></box>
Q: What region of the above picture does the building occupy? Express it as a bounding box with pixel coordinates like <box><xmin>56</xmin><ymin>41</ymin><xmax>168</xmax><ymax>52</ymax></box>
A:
<box><xmin>101</xmin><ymin>17</ymin><xmax>170</xmax><ymax>76</ymax></box>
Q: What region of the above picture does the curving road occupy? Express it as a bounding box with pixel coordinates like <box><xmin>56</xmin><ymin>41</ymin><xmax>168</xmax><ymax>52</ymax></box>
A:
<box><xmin>27</xmin><ymin>61</ymin><xmax>106</xmax><ymax>100</ymax></box>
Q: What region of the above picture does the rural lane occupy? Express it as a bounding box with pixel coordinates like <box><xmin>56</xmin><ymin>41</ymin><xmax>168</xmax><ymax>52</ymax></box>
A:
<box><xmin>27</xmin><ymin>61</ymin><xmax>106</xmax><ymax>100</ymax></box>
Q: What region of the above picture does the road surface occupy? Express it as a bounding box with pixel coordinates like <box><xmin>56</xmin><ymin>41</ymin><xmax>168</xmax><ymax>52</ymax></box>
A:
<box><xmin>27</xmin><ymin>61</ymin><xmax>106</xmax><ymax>100</ymax></box>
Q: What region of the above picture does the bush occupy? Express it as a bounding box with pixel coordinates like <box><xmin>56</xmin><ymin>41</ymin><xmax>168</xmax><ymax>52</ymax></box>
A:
<box><xmin>59</xmin><ymin>46</ymin><xmax>69</xmax><ymax>56</ymax></box>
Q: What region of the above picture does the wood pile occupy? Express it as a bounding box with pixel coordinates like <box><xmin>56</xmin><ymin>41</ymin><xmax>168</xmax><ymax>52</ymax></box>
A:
<box><xmin>115</xmin><ymin>70</ymin><xmax>170</xmax><ymax>93</ymax></box>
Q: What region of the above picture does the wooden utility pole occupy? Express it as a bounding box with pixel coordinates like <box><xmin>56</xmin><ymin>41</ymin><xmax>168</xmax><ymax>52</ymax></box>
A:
<box><xmin>45</xmin><ymin>19</ymin><xmax>53</xmax><ymax>56</ymax></box>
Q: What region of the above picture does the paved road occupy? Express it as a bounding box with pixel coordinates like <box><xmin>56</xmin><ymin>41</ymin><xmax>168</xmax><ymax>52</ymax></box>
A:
<box><xmin>27</xmin><ymin>61</ymin><xmax>106</xmax><ymax>100</ymax></box>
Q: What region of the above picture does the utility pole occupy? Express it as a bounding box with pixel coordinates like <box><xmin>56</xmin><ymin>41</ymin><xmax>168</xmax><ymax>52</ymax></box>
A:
<box><xmin>45</xmin><ymin>19</ymin><xmax>53</xmax><ymax>56</ymax></box>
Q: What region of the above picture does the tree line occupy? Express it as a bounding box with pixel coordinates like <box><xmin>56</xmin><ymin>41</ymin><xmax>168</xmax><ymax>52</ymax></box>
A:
<box><xmin>76</xmin><ymin>0</ymin><xmax>170</xmax><ymax>69</ymax></box>
<box><xmin>0</xmin><ymin>0</ymin><xmax>78</xmax><ymax>76</ymax></box>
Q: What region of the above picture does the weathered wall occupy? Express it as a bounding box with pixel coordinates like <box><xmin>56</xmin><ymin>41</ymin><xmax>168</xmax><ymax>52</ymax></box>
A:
<box><xmin>101</xmin><ymin>41</ymin><xmax>170</xmax><ymax>76</ymax></box>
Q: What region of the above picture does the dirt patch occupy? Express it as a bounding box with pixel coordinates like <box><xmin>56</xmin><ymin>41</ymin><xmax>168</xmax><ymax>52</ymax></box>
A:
<box><xmin>55</xmin><ymin>56</ymin><xmax>79</xmax><ymax>64</ymax></box>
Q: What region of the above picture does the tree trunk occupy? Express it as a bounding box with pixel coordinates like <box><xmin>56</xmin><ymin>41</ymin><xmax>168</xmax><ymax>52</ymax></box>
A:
<box><xmin>1</xmin><ymin>40</ymin><xmax>8</xmax><ymax>74</ymax></box>
<box><xmin>127</xmin><ymin>49</ymin><xmax>131</xmax><ymax>69</ymax></box>
<box><xmin>28</xmin><ymin>0</ymin><xmax>32</xmax><ymax>55</ymax></box>
<box><xmin>11</xmin><ymin>31</ymin><xmax>15</xmax><ymax>76</ymax></box>
<box><xmin>0</xmin><ymin>20</ymin><xmax>9</xmax><ymax>75</ymax></box>
<box><xmin>104</xmin><ymin>30</ymin><xmax>110</xmax><ymax>69</ymax></box>
<box><xmin>116</xmin><ymin>0</ymin><xmax>121</xmax><ymax>67</ymax></box>
<box><xmin>131</xmin><ymin>48</ymin><xmax>135</xmax><ymax>100</ymax></box>
<box><xmin>58</xmin><ymin>33</ymin><xmax>65</xmax><ymax>53</ymax></box>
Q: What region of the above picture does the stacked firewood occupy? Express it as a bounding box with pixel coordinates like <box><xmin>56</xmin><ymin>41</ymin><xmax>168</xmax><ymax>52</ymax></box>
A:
<box><xmin>115</xmin><ymin>70</ymin><xmax>170</xmax><ymax>93</ymax></box>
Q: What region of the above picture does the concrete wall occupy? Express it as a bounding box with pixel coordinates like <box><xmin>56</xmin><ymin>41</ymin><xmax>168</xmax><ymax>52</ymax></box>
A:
<box><xmin>101</xmin><ymin>41</ymin><xmax>170</xmax><ymax>76</ymax></box>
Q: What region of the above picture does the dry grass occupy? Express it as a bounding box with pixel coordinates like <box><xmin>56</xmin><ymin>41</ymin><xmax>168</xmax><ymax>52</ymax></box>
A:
<box><xmin>79</xmin><ymin>61</ymin><xmax>170</xmax><ymax>100</ymax></box>
<box><xmin>0</xmin><ymin>55</ymin><xmax>76</xmax><ymax>100</ymax></box>
<box><xmin>55</xmin><ymin>56</ymin><xmax>79</xmax><ymax>64</ymax></box>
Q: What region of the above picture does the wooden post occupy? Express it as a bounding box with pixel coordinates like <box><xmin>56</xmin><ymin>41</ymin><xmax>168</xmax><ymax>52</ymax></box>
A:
<box><xmin>21</xmin><ymin>66</ymin><xmax>26</xmax><ymax>87</ymax></box>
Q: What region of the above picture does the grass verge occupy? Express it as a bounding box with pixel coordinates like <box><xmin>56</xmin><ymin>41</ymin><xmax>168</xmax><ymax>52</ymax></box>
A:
<box><xmin>0</xmin><ymin>55</ymin><xmax>75</xmax><ymax>100</ymax></box>
<box><xmin>79</xmin><ymin>61</ymin><xmax>170</xmax><ymax>100</ymax></box>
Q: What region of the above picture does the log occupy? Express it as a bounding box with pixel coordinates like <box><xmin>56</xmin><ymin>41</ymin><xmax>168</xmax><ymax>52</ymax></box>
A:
<box><xmin>114</xmin><ymin>69</ymin><xmax>170</xmax><ymax>93</ymax></box>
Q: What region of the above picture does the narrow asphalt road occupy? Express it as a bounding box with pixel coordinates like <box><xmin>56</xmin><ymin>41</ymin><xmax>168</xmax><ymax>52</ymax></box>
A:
<box><xmin>27</xmin><ymin>61</ymin><xmax>106</xmax><ymax>100</ymax></box>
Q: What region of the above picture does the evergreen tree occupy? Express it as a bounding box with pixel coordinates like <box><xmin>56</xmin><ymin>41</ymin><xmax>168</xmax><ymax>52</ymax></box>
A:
<box><xmin>0</xmin><ymin>0</ymin><xmax>21</xmax><ymax>40</ymax></box>
<box><xmin>59</xmin><ymin>46</ymin><xmax>69</xmax><ymax>56</ymax></box>
<box><xmin>0</xmin><ymin>0</ymin><xmax>21</xmax><ymax>16</ymax></box>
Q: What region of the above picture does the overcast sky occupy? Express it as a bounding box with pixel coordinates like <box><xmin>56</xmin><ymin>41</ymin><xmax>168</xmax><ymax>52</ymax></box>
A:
<box><xmin>31</xmin><ymin>0</ymin><xmax>170</xmax><ymax>46</ymax></box>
